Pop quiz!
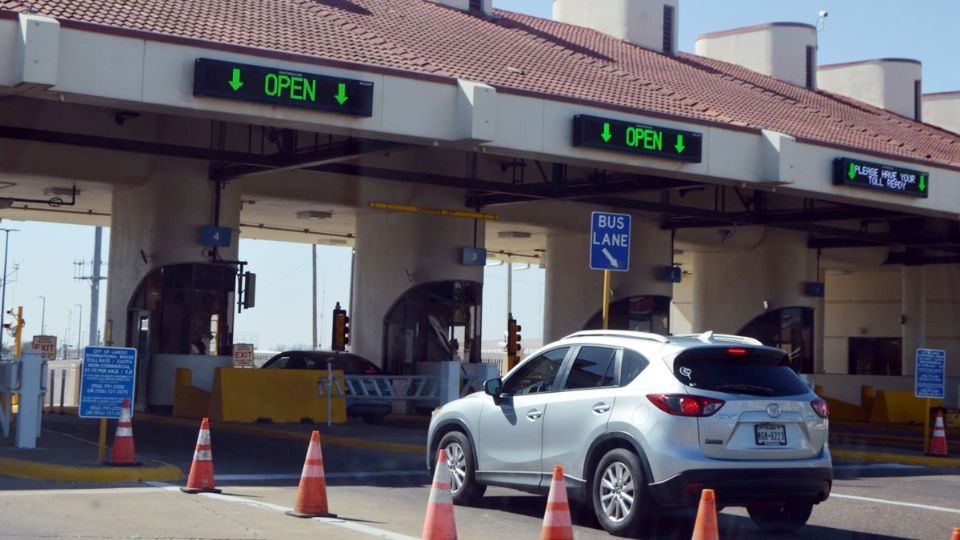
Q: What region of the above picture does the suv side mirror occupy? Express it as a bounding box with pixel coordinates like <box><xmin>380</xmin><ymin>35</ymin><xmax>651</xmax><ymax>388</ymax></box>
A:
<box><xmin>484</xmin><ymin>377</ymin><xmax>503</xmax><ymax>397</ymax></box>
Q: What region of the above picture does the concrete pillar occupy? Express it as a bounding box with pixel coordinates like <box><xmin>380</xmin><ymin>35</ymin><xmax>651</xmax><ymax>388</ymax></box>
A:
<box><xmin>692</xmin><ymin>228</ymin><xmax>817</xmax><ymax>334</ymax></box>
<box><xmin>352</xmin><ymin>180</ymin><xmax>484</xmax><ymax>365</ymax></box>
<box><xmin>901</xmin><ymin>265</ymin><xmax>926</xmax><ymax>376</ymax></box>
<box><xmin>106</xmin><ymin>158</ymin><xmax>241</xmax><ymax>347</ymax></box>
<box><xmin>543</xmin><ymin>218</ymin><xmax>672</xmax><ymax>341</ymax></box>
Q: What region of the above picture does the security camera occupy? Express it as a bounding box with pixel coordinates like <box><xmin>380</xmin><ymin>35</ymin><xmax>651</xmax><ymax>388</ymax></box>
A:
<box><xmin>818</xmin><ymin>10</ymin><xmax>829</xmax><ymax>18</ymax></box>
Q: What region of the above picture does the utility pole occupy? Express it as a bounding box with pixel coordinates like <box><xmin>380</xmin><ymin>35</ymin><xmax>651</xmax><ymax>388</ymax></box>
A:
<box><xmin>74</xmin><ymin>227</ymin><xmax>106</xmax><ymax>346</ymax></box>
<box><xmin>74</xmin><ymin>303</ymin><xmax>82</xmax><ymax>358</ymax></box>
<box><xmin>37</xmin><ymin>296</ymin><xmax>46</xmax><ymax>335</ymax></box>
<box><xmin>312</xmin><ymin>243</ymin><xmax>318</xmax><ymax>350</ymax></box>
<box><xmin>0</xmin><ymin>228</ymin><xmax>17</xmax><ymax>357</ymax></box>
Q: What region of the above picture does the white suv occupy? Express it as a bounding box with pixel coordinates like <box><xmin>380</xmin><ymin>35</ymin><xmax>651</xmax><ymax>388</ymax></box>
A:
<box><xmin>427</xmin><ymin>331</ymin><xmax>832</xmax><ymax>536</ymax></box>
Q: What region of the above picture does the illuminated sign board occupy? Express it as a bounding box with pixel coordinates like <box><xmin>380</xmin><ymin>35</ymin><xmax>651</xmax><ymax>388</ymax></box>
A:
<box><xmin>573</xmin><ymin>115</ymin><xmax>703</xmax><ymax>163</ymax></box>
<box><xmin>833</xmin><ymin>157</ymin><xmax>928</xmax><ymax>198</ymax></box>
<box><xmin>193</xmin><ymin>58</ymin><xmax>374</xmax><ymax>117</ymax></box>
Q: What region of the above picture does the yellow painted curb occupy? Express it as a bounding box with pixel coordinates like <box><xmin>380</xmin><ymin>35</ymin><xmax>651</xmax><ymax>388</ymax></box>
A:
<box><xmin>137</xmin><ymin>414</ymin><xmax>426</xmax><ymax>455</ymax></box>
<box><xmin>832</xmin><ymin>449</ymin><xmax>960</xmax><ymax>468</ymax></box>
<box><xmin>0</xmin><ymin>457</ymin><xmax>184</xmax><ymax>482</ymax></box>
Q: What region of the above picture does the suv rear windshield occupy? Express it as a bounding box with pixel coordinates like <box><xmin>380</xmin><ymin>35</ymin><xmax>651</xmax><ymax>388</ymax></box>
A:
<box><xmin>672</xmin><ymin>347</ymin><xmax>809</xmax><ymax>397</ymax></box>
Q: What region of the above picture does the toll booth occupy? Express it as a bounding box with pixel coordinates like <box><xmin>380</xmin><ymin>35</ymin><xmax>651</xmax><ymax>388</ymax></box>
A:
<box><xmin>382</xmin><ymin>280</ymin><xmax>482</xmax><ymax>374</ymax></box>
<box><xmin>125</xmin><ymin>263</ymin><xmax>237</xmax><ymax>412</ymax></box>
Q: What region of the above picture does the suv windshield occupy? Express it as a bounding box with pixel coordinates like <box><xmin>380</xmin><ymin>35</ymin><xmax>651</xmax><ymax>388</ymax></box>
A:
<box><xmin>672</xmin><ymin>347</ymin><xmax>809</xmax><ymax>397</ymax></box>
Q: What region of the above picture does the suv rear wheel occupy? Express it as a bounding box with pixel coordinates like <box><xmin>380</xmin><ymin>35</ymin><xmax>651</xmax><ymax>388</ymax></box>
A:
<box><xmin>437</xmin><ymin>431</ymin><xmax>486</xmax><ymax>505</ymax></box>
<box><xmin>592</xmin><ymin>448</ymin><xmax>651</xmax><ymax>537</ymax></box>
<box><xmin>747</xmin><ymin>501</ymin><xmax>813</xmax><ymax>533</ymax></box>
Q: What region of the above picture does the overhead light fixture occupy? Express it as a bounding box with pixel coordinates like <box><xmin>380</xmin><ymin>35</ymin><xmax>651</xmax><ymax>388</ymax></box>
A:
<box><xmin>44</xmin><ymin>187</ymin><xmax>79</xmax><ymax>197</ymax></box>
<box><xmin>0</xmin><ymin>198</ymin><xmax>13</xmax><ymax>209</ymax></box>
<box><xmin>497</xmin><ymin>231</ymin><xmax>532</xmax><ymax>239</ymax></box>
<box><xmin>296</xmin><ymin>210</ymin><xmax>333</xmax><ymax>220</ymax></box>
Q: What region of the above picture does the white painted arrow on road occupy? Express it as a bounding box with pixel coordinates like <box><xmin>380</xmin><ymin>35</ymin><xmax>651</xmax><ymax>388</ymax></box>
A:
<box><xmin>602</xmin><ymin>248</ymin><xmax>619</xmax><ymax>268</ymax></box>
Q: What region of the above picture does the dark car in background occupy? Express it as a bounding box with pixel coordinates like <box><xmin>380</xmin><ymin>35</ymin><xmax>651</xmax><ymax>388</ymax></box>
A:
<box><xmin>260</xmin><ymin>351</ymin><xmax>392</xmax><ymax>424</ymax></box>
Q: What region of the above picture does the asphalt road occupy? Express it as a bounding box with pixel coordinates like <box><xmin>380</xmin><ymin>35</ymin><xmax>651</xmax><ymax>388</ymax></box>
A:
<box><xmin>1</xmin><ymin>417</ymin><xmax>959</xmax><ymax>539</ymax></box>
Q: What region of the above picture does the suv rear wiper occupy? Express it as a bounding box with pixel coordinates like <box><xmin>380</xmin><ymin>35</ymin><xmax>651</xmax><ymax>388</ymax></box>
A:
<box><xmin>715</xmin><ymin>384</ymin><xmax>775</xmax><ymax>396</ymax></box>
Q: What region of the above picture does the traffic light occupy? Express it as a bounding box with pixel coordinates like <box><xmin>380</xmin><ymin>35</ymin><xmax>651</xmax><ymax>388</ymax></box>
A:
<box><xmin>507</xmin><ymin>314</ymin><xmax>522</xmax><ymax>370</ymax></box>
<box><xmin>332</xmin><ymin>302</ymin><xmax>350</xmax><ymax>352</ymax></box>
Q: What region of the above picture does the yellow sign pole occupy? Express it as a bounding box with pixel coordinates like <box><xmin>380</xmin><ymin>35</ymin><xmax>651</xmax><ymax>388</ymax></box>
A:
<box><xmin>14</xmin><ymin>306</ymin><xmax>23</xmax><ymax>359</ymax></box>
<box><xmin>98</xmin><ymin>418</ymin><xmax>107</xmax><ymax>463</ymax></box>
<box><xmin>602</xmin><ymin>270</ymin><xmax>611</xmax><ymax>330</ymax></box>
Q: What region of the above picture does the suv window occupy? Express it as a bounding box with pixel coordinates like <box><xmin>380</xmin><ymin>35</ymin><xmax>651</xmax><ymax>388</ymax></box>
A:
<box><xmin>564</xmin><ymin>346</ymin><xmax>617</xmax><ymax>390</ymax></box>
<box><xmin>620</xmin><ymin>348</ymin><xmax>649</xmax><ymax>386</ymax></box>
<box><xmin>673</xmin><ymin>347</ymin><xmax>809</xmax><ymax>397</ymax></box>
<box><xmin>503</xmin><ymin>347</ymin><xmax>569</xmax><ymax>395</ymax></box>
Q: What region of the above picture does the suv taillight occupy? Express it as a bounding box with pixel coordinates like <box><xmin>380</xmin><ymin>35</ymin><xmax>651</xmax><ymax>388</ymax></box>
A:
<box><xmin>811</xmin><ymin>398</ymin><xmax>829</xmax><ymax>419</ymax></box>
<box><xmin>647</xmin><ymin>394</ymin><xmax>725</xmax><ymax>417</ymax></box>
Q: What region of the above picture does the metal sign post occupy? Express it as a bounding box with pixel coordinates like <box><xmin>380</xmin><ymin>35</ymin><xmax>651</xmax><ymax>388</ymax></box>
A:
<box><xmin>915</xmin><ymin>348</ymin><xmax>946</xmax><ymax>453</ymax></box>
<box><xmin>590</xmin><ymin>212</ymin><xmax>632</xmax><ymax>329</ymax></box>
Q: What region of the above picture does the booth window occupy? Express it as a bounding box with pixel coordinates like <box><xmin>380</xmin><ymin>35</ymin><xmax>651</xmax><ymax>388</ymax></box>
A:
<box><xmin>848</xmin><ymin>337</ymin><xmax>902</xmax><ymax>375</ymax></box>
<box><xmin>737</xmin><ymin>307</ymin><xmax>813</xmax><ymax>374</ymax></box>
<box><xmin>584</xmin><ymin>295</ymin><xmax>671</xmax><ymax>335</ymax></box>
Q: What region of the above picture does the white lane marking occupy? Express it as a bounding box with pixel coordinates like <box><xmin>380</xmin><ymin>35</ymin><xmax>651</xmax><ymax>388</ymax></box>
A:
<box><xmin>0</xmin><ymin>486</ymin><xmax>169</xmax><ymax>497</ymax></box>
<box><xmin>832</xmin><ymin>493</ymin><xmax>960</xmax><ymax>515</ymax></box>
<box><xmin>147</xmin><ymin>482</ymin><xmax>420</xmax><ymax>540</ymax></box>
<box><xmin>216</xmin><ymin>470</ymin><xmax>426</xmax><ymax>482</ymax></box>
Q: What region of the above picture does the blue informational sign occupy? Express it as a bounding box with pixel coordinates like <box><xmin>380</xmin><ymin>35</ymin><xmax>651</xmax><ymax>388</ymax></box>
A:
<box><xmin>915</xmin><ymin>348</ymin><xmax>946</xmax><ymax>399</ymax></box>
<box><xmin>79</xmin><ymin>347</ymin><xmax>138</xmax><ymax>419</ymax></box>
<box><xmin>200</xmin><ymin>226</ymin><xmax>232</xmax><ymax>248</ymax></box>
<box><xmin>590</xmin><ymin>211</ymin><xmax>631</xmax><ymax>272</ymax></box>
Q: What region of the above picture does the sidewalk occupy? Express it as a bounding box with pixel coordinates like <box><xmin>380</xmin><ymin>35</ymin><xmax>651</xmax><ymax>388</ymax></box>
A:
<box><xmin>830</xmin><ymin>420</ymin><xmax>960</xmax><ymax>468</ymax></box>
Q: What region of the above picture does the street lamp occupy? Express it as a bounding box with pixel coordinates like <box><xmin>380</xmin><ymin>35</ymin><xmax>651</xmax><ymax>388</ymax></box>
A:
<box><xmin>0</xmin><ymin>228</ymin><xmax>18</xmax><ymax>357</ymax></box>
<box><xmin>74</xmin><ymin>303</ymin><xmax>82</xmax><ymax>359</ymax></box>
<box><xmin>37</xmin><ymin>295</ymin><xmax>46</xmax><ymax>335</ymax></box>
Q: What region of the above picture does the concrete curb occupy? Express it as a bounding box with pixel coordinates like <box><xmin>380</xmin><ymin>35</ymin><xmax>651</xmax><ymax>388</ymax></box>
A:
<box><xmin>137</xmin><ymin>414</ymin><xmax>427</xmax><ymax>455</ymax></box>
<box><xmin>0</xmin><ymin>456</ymin><xmax>184</xmax><ymax>482</ymax></box>
<box><xmin>832</xmin><ymin>449</ymin><xmax>960</xmax><ymax>468</ymax></box>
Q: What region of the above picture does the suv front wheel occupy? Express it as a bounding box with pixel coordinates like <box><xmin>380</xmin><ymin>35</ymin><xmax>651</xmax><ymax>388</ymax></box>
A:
<box><xmin>436</xmin><ymin>431</ymin><xmax>486</xmax><ymax>505</ymax></box>
<box><xmin>592</xmin><ymin>448</ymin><xmax>651</xmax><ymax>537</ymax></box>
<box><xmin>747</xmin><ymin>501</ymin><xmax>813</xmax><ymax>533</ymax></box>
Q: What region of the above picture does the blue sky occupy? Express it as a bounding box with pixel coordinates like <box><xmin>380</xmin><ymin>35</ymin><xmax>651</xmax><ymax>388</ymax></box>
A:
<box><xmin>5</xmin><ymin>1</ymin><xmax>958</xmax><ymax>351</ymax></box>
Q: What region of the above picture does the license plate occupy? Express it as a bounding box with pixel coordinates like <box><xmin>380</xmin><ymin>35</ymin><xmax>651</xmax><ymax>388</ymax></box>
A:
<box><xmin>755</xmin><ymin>423</ymin><xmax>787</xmax><ymax>446</ymax></box>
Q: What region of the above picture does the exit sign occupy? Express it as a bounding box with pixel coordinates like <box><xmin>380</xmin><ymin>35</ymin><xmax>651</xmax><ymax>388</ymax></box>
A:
<box><xmin>193</xmin><ymin>58</ymin><xmax>374</xmax><ymax>117</ymax></box>
<box><xmin>573</xmin><ymin>115</ymin><xmax>702</xmax><ymax>163</ymax></box>
<box><xmin>833</xmin><ymin>158</ymin><xmax>928</xmax><ymax>198</ymax></box>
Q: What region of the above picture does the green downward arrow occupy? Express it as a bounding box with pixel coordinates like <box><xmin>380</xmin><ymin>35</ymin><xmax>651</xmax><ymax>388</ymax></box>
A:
<box><xmin>335</xmin><ymin>83</ymin><xmax>349</xmax><ymax>106</ymax></box>
<box><xmin>919</xmin><ymin>175</ymin><xmax>927</xmax><ymax>192</ymax></box>
<box><xmin>601</xmin><ymin>122</ymin><xmax>612</xmax><ymax>143</ymax></box>
<box><xmin>228</xmin><ymin>68</ymin><xmax>243</xmax><ymax>91</ymax></box>
<box><xmin>675</xmin><ymin>134</ymin><xmax>686</xmax><ymax>154</ymax></box>
<box><xmin>848</xmin><ymin>162</ymin><xmax>857</xmax><ymax>180</ymax></box>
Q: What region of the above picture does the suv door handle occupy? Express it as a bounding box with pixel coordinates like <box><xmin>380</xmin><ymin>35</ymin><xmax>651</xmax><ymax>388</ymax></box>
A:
<box><xmin>526</xmin><ymin>409</ymin><xmax>543</xmax><ymax>421</ymax></box>
<box><xmin>592</xmin><ymin>403</ymin><xmax>611</xmax><ymax>414</ymax></box>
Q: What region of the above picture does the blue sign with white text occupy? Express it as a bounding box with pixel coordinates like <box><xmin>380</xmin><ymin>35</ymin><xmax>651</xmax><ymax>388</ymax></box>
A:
<box><xmin>590</xmin><ymin>211</ymin><xmax>631</xmax><ymax>272</ymax></box>
<box><xmin>79</xmin><ymin>347</ymin><xmax>138</xmax><ymax>419</ymax></box>
<box><xmin>200</xmin><ymin>226</ymin><xmax>232</xmax><ymax>248</ymax></box>
<box><xmin>915</xmin><ymin>348</ymin><xmax>945</xmax><ymax>399</ymax></box>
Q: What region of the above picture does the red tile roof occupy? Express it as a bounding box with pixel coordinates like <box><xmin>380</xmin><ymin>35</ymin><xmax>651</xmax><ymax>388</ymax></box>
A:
<box><xmin>3</xmin><ymin>0</ymin><xmax>959</xmax><ymax>168</ymax></box>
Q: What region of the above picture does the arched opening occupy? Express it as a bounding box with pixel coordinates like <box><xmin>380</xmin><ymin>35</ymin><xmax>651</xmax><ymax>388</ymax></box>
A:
<box><xmin>737</xmin><ymin>307</ymin><xmax>814</xmax><ymax>374</ymax></box>
<box><xmin>583</xmin><ymin>295</ymin><xmax>671</xmax><ymax>334</ymax></box>
<box><xmin>382</xmin><ymin>280</ymin><xmax>482</xmax><ymax>374</ymax></box>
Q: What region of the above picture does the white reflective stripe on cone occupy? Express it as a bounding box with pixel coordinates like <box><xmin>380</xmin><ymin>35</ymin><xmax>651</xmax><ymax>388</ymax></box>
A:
<box><xmin>116</xmin><ymin>427</ymin><xmax>133</xmax><ymax>437</ymax></box>
<box><xmin>194</xmin><ymin>450</ymin><xmax>213</xmax><ymax>461</ymax></box>
<box><xmin>303</xmin><ymin>464</ymin><xmax>326</xmax><ymax>478</ymax></box>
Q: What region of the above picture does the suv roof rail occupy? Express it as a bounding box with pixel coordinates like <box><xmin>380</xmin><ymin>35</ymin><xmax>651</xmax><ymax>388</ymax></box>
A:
<box><xmin>563</xmin><ymin>330</ymin><xmax>669</xmax><ymax>344</ymax></box>
<box><xmin>672</xmin><ymin>331</ymin><xmax>763</xmax><ymax>346</ymax></box>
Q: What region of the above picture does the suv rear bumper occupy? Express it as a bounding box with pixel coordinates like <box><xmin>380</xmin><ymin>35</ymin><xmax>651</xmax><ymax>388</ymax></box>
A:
<box><xmin>649</xmin><ymin>467</ymin><xmax>832</xmax><ymax>509</ymax></box>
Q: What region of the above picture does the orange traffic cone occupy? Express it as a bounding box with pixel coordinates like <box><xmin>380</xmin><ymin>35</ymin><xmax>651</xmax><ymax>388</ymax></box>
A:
<box><xmin>928</xmin><ymin>410</ymin><xmax>949</xmax><ymax>457</ymax></box>
<box><xmin>105</xmin><ymin>398</ymin><xmax>140</xmax><ymax>466</ymax></box>
<box><xmin>691</xmin><ymin>488</ymin><xmax>719</xmax><ymax>540</ymax></box>
<box><xmin>421</xmin><ymin>448</ymin><xmax>457</xmax><ymax>540</ymax></box>
<box><xmin>540</xmin><ymin>465</ymin><xmax>574</xmax><ymax>540</ymax></box>
<box><xmin>180</xmin><ymin>417</ymin><xmax>221</xmax><ymax>494</ymax></box>
<box><xmin>286</xmin><ymin>431</ymin><xmax>336</xmax><ymax>518</ymax></box>
<box><xmin>951</xmin><ymin>527</ymin><xmax>960</xmax><ymax>540</ymax></box>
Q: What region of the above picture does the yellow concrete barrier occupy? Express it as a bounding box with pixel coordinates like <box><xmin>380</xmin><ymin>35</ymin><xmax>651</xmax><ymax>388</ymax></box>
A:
<box><xmin>868</xmin><ymin>390</ymin><xmax>942</xmax><ymax>424</ymax></box>
<box><xmin>173</xmin><ymin>368</ymin><xmax>211</xmax><ymax>419</ymax></box>
<box><xmin>209</xmin><ymin>368</ymin><xmax>347</xmax><ymax>424</ymax></box>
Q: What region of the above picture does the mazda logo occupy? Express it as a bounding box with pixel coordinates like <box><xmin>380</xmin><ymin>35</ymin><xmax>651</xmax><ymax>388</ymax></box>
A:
<box><xmin>766</xmin><ymin>404</ymin><xmax>782</xmax><ymax>418</ymax></box>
